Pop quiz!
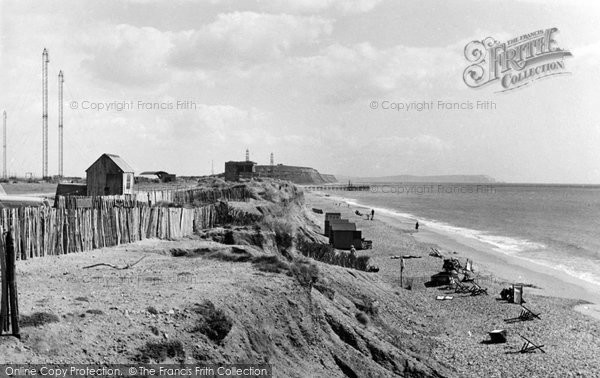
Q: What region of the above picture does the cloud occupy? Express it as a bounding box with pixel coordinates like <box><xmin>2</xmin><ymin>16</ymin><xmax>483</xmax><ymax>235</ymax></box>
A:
<box><xmin>168</xmin><ymin>12</ymin><xmax>333</xmax><ymax>69</ymax></box>
<box><xmin>259</xmin><ymin>0</ymin><xmax>383</xmax><ymax>14</ymax></box>
<box><xmin>76</xmin><ymin>12</ymin><xmax>333</xmax><ymax>85</ymax></box>
<box><xmin>79</xmin><ymin>24</ymin><xmax>175</xmax><ymax>87</ymax></box>
<box><xmin>281</xmin><ymin>41</ymin><xmax>465</xmax><ymax>104</ymax></box>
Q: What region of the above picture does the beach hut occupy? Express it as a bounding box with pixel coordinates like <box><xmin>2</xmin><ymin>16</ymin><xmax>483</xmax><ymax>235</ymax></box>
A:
<box><xmin>326</xmin><ymin>218</ymin><xmax>351</xmax><ymax>238</ymax></box>
<box><xmin>85</xmin><ymin>153</ymin><xmax>135</xmax><ymax>196</ymax></box>
<box><xmin>324</xmin><ymin>212</ymin><xmax>341</xmax><ymax>235</ymax></box>
<box><xmin>329</xmin><ymin>222</ymin><xmax>362</xmax><ymax>250</ymax></box>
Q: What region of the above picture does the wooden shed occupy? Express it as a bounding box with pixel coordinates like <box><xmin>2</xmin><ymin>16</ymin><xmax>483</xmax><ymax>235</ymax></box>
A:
<box><xmin>329</xmin><ymin>222</ymin><xmax>362</xmax><ymax>250</ymax></box>
<box><xmin>325</xmin><ymin>218</ymin><xmax>352</xmax><ymax>238</ymax></box>
<box><xmin>324</xmin><ymin>212</ymin><xmax>341</xmax><ymax>236</ymax></box>
<box><xmin>86</xmin><ymin>153</ymin><xmax>134</xmax><ymax>196</ymax></box>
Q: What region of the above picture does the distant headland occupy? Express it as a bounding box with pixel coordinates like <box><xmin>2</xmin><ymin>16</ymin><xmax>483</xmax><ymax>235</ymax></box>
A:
<box><xmin>336</xmin><ymin>174</ymin><xmax>497</xmax><ymax>183</ymax></box>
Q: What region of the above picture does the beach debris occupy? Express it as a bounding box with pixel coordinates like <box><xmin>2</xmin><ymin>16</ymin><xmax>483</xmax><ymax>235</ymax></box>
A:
<box><xmin>82</xmin><ymin>255</ymin><xmax>147</xmax><ymax>270</ymax></box>
<box><xmin>312</xmin><ymin>208</ymin><xmax>323</xmax><ymax>214</ymax></box>
<box><xmin>436</xmin><ymin>295</ymin><xmax>453</xmax><ymax>301</ymax></box>
<box><xmin>519</xmin><ymin>334</ymin><xmax>546</xmax><ymax>353</ymax></box>
<box><xmin>390</xmin><ymin>255</ymin><xmax>422</xmax><ymax>259</ymax></box>
<box><xmin>429</xmin><ymin>248</ymin><xmax>443</xmax><ymax>258</ymax></box>
<box><xmin>488</xmin><ymin>329</ymin><xmax>507</xmax><ymax>343</ymax></box>
<box><xmin>354</xmin><ymin>210</ymin><xmax>362</xmax><ymax>216</ymax></box>
<box><xmin>504</xmin><ymin>306</ymin><xmax>541</xmax><ymax>323</ymax></box>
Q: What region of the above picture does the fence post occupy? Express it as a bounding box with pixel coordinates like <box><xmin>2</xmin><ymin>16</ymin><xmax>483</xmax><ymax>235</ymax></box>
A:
<box><xmin>0</xmin><ymin>229</ymin><xmax>8</xmax><ymax>333</ymax></box>
<box><xmin>5</xmin><ymin>232</ymin><xmax>19</xmax><ymax>338</ymax></box>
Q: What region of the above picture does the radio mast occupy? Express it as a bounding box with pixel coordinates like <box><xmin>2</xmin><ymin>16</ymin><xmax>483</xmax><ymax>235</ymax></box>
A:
<box><xmin>42</xmin><ymin>48</ymin><xmax>49</xmax><ymax>179</ymax></box>
<box><xmin>58</xmin><ymin>70</ymin><xmax>64</xmax><ymax>177</ymax></box>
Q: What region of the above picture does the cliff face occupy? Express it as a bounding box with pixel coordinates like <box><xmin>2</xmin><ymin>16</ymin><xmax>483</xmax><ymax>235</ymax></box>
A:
<box><xmin>255</xmin><ymin>165</ymin><xmax>337</xmax><ymax>184</ymax></box>
<box><xmin>321</xmin><ymin>174</ymin><xmax>338</xmax><ymax>183</ymax></box>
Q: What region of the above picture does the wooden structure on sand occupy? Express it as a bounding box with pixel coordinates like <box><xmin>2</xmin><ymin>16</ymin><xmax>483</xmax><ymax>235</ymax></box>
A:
<box><xmin>0</xmin><ymin>205</ymin><xmax>218</xmax><ymax>261</ymax></box>
<box><xmin>323</xmin><ymin>212</ymin><xmax>370</xmax><ymax>250</ymax></box>
<box><xmin>86</xmin><ymin>153</ymin><xmax>135</xmax><ymax>196</ymax></box>
<box><xmin>0</xmin><ymin>230</ymin><xmax>19</xmax><ymax>338</ymax></box>
<box><xmin>329</xmin><ymin>222</ymin><xmax>362</xmax><ymax>250</ymax></box>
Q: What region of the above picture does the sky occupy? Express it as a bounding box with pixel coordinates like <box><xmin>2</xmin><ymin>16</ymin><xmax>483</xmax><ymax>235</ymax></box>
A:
<box><xmin>0</xmin><ymin>0</ymin><xmax>599</xmax><ymax>183</ymax></box>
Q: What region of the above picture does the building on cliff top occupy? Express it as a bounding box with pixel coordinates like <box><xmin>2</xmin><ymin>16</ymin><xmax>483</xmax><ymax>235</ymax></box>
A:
<box><xmin>225</xmin><ymin>161</ymin><xmax>257</xmax><ymax>181</ymax></box>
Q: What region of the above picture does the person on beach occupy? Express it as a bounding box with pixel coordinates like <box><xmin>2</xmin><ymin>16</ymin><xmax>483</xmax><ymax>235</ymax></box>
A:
<box><xmin>415</xmin><ymin>221</ymin><xmax>419</xmax><ymax>231</ymax></box>
<box><xmin>371</xmin><ymin>209</ymin><xmax>375</xmax><ymax>220</ymax></box>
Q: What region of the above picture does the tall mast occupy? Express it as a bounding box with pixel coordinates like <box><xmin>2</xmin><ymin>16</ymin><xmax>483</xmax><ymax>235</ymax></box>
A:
<box><xmin>42</xmin><ymin>48</ymin><xmax>49</xmax><ymax>178</ymax></box>
<box><xmin>58</xmin><ymin>70</ymin><xmax>64</xmax><ymax>177</ymax></box>
<box><xmin>2</xmin><ymin>110</ymin><xmax>6</xmax><ymax>179</ymax></box>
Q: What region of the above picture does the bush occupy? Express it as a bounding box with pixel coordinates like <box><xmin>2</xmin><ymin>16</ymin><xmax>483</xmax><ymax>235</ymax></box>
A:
<box><xmin>261</xmin><ymin>217</ymin><xmax>294</xmax><ymax>252</ymax></box>
<box><xmin>20</xmin><ymin>312</ymin><xmax>60</xmax><ymax>327</ymax></box>
<box><xmin>296</xmin><ymin>238</ymin><xmax>334</xmax><ymax>261</ymax></box>
<box><xmin>137</xmin><ymin>340</ymin><xmax>185</xmax><ymax>362</ymax></box>
<box><xmin>191</xmin><ymin>300</ymin><xmax>233</xmax><ymax>343</ymax></box>
<box><xmin>252</xmin><ymin>255</ymin><xmax>290</xmax><ymax>274</ymax></box>
<box><xmin>355</xmin><ymin>312</ymin><xmax>369</xmax><ymax>325</ymax></box>
<box><xmin>223</xmin><ymin>230</ymin><xmax>235</xmax><ymax>245</ymax></box>
<box><xmin>355</xmin><ymin>256</ymin><xmax>371</xmax><ymax>271</ymax></box>
<box><xmin>289</xmin><ymin>259</ymin><xmax>319</xmax><ymax>289</ymax></box>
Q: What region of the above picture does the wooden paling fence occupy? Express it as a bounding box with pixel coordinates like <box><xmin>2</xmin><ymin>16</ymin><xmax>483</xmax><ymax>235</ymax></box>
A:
<box><xmin>0</xmin><ymin>205</ymin><xmax>218</xmax><ymax>261</ymax></box>
<box><xmin>56</xmin><ymin>186</ymin><xmax>252</xmax><ymax>210</ymax></box>
<box><xmin>135</xmin><ymin>186</ymin><xmax>251</xmax><ymax>206</ymax></box>
<box><xmin>0</xmin><ymin>229</ymin><xmax>19</xmax><ymax>338</ymax></box>
<box><xmin>171</xmin><ymin>185</ymin><xmax>251</xmax><ymax>205</ymax></box>
<box><xmin>54</xmin><ymin>195</ymin><xmax>145</xmax><ymax>210</ymax></box>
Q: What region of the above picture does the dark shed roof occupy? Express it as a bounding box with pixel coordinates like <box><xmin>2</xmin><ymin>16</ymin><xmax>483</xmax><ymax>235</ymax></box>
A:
<box><xmin>331</xmin><ymin>223</ymin><xmax>357</xmax><ymax>231</ymax></box>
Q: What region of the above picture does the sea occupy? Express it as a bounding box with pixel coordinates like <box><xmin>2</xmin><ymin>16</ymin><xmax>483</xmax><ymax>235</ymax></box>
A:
<box><xmin>326</xmin><ymin>183</ymin><xmax>600</xmax><ymax>291</ymax></box>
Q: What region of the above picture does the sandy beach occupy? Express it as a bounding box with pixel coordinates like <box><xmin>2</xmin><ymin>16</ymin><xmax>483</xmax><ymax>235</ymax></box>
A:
<box><xmin>319</xmin><ymin>192</ymin><xmax>600</xmax><ymax>309</ymax></box>
<box><xmin>305</xmin><ymin>191</ymin><xmax>600</xmax><ymax>377</ymax></box>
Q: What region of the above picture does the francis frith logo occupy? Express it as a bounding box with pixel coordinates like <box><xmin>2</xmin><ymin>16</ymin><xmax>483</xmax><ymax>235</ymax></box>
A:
<box><xmin>463</xmin><ymin>28</ymin><xmax>572</xmax><ymax>92</ymax></box>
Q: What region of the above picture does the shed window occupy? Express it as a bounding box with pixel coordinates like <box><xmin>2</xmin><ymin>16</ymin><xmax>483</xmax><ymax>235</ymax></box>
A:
<box><xmin>125</xmin><ymin>174</ymin><xmax>132</xmax><ymax>190</ymax></box>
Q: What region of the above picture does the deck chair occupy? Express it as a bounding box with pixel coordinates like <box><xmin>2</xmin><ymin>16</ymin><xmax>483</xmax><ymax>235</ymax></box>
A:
<box><xmin>519</xmin><ymin>335</ymin><xmax>545</xmax><ymax>353</ymax></box>
<box><xmin>429</xmin><ymin>247</ymin><xmax>443</xmax><ymax>258</ymax></box>
<box><xmin>470</xmin><ymin>282</ymin><xmax>488</xmax><ymax>296</ymax></box>
<box><xmin>451</xmin><ymin>277</ymin><xmax>472</xmax><ymax>294</ymax></box>
<box><xmin>504</xmin><ymin>306</ymin><xmax>541</xmax><ymax>323</ymax></box>
<box><xmin>521</xmin><ymin>305</ymin><xmax>541</xmax><ymax>319</ymax></box>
